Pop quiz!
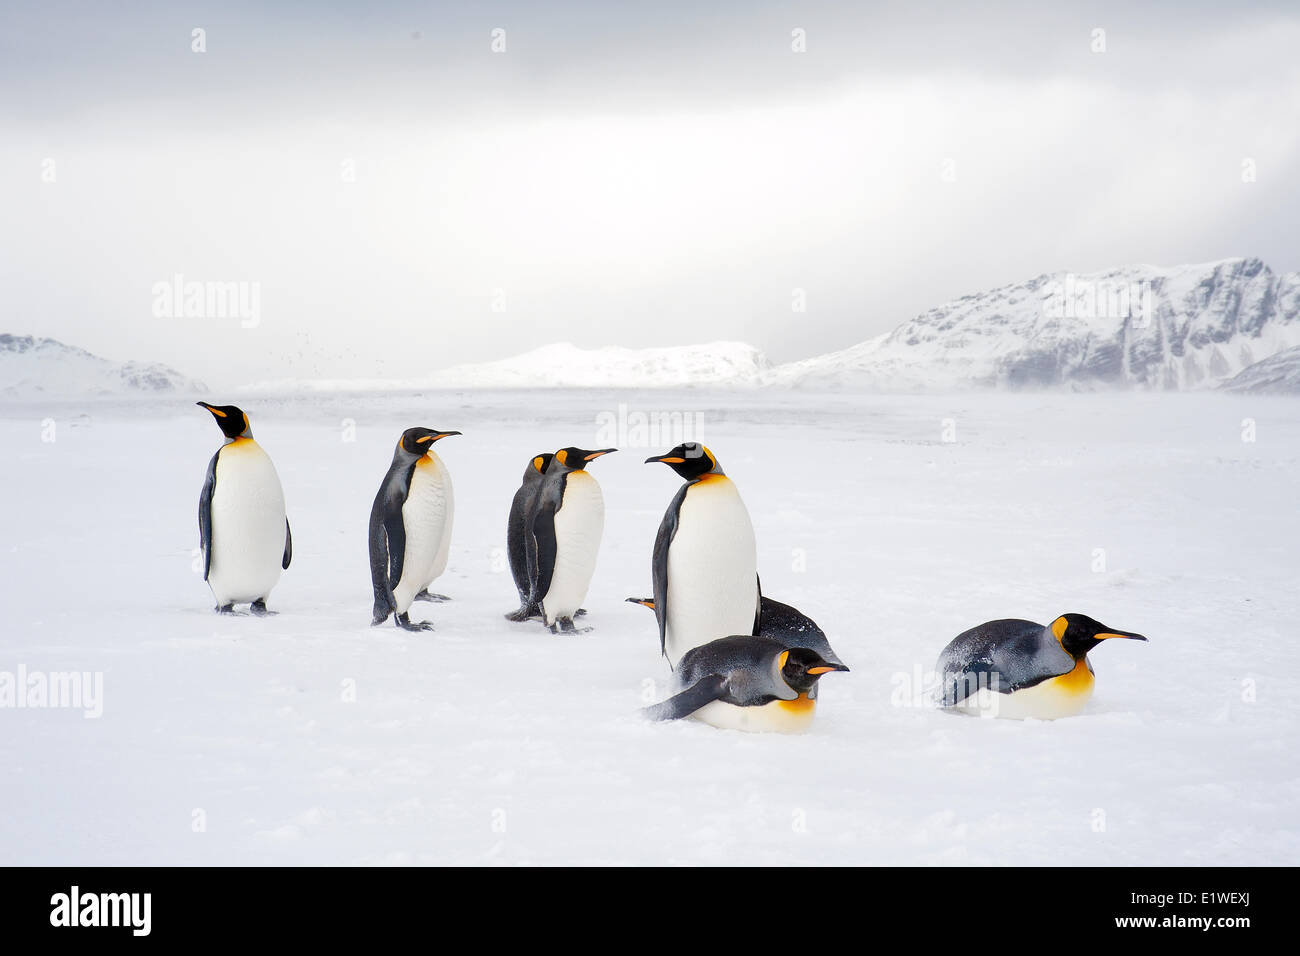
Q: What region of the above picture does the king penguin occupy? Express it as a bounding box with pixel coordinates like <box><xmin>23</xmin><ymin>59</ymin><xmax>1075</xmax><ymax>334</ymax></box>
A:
<box><xmin>626</xmin><ymin>595</ymin><xmax>846</xmax><ymax>668</ymax></box>
<box><xmin>527</xmin><ymin>446</ymin><xmax>616</xmax><ymax>633</ymax></box>
<box><xmin>504</xmin><ymin>452</ymin><xmax>554</xmax><ymax>621</ymax></box>
<box><xmin>642</xmin><ymin>635</ymin><xmax>848</xmax><ymax>733</ymax></box>
<box><xmin>645</xmin><ymin>443</ymin><xmax>759</xmax><ymax>668</ymax></box>
<box><xmin>196</xmin><ymin>402</ymin><xmax>291</xmax><ymax>614</ymax></box>
<box><xmin>369</xmin><ymin>426</ymin><xmax>461</xmax><ymax>631</ymax></box>
<box><xmin>937</xmin><ymin>613</ymin><xmax>1147</xmax><ymax>719</ymax></box>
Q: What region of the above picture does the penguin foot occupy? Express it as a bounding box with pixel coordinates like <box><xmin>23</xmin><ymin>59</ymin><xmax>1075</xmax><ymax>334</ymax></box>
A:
<box><xmin>215</xmin><ymin>604</ymin><xmax>235</xmax><ymax>614</ymax></box>
<box><xmin>504</xmin><ymin>605</ymin><xmax>535</xmax><ymax>622</ymax></box>
<box><xmin>549</xmin><ymin>617</ymin><xmax>592</xmax><ymax>635</ymax></box>
<box><xmin>250</xmin><ymin>599</ymin><xmax>276</xmax><ymax>617</ymax></box>
<box><xmin>575</xmin><ymin>608</ymin><xmax>588</xmax><ymax>618</ymax></box>
<box><xmin>396</xmin><ymin>613</ymin><xmax>434</xmax><ymax>632</ymax></box>
<box><xmin>415</xmin><ymin>590</ymin><xmax>451</xmax><ymax>603</ymax></box>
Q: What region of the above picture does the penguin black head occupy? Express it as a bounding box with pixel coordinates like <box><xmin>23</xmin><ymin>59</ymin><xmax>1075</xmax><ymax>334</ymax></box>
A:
<box><xmin>645</xmin><ymin>442</ymin><xmax>721</xmax><ymax>480</ymax></box>
<box><xmin>553</xmin><ymin>447</ymin><xmax>617</xmax><ymax>471</ymax></box>
<box><xmin>197</xmin><ymin>401</ymin><xmax>251</xmax><ymax>440</ymax></box>
<box><xmin>779</xmin><ymin>646</ymin><xmax>850</xmax><ymax>695</ymax></box>
<box><xmin>399</xmin><ymin>427</ymin><xmax>461</xmax><ymax>456</ymax></box>
<box><xmin>1052</xmin><ymin>614</ymin><xmax>1147</xmax><ymax>659</ymax></box>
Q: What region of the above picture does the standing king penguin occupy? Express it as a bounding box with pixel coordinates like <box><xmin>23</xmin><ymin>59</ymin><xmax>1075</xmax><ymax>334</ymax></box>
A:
<box><xmin>645</xmin><ymin>443</ymin><xmax>760</xmax><ymax>668</ymax></box>
<box><xmin>504</xmin><ymin>452</ymin><xmax>554</xmax><ymax>621</ymax></box>
<box><xmin>369</xmin><ymin>426</ymin><xmax>461</xmax><ymax>631</ymax></box>
<box><xmin>937</xmin><ymin>613</ymin><xmax>1147</xmax><ymax>719</ymax></box>
<box><xmin>197</xmin><ymin>402</ymin><xmax>291</xmax><ymax>614</ymax></box>
<box><xmin>527</xmin><ymin>447</ymin><xmax>616</xmax><ymax>633</ymax></box>
<box><xmin>642</xmin><ymin>635</ymin><xmax>848</xmax><ymax>733</ymax></box>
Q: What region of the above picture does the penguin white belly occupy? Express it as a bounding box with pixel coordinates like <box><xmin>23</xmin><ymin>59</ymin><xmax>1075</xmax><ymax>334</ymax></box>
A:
<box><xmin>208</xmin><ymin>439</ymin><xmax>286</xmax><ymax>605</ymax></box>
<box><xmin>427</xmin><ymin>450</ymin><xmax>455</xmax><ymax>583</ymax></box>
<box><xmin>665</xmin><ymin>477</ymin><xmax>758</xmax><ymax>667</ymax></box>
<box><xmin>542</xmin><ymin>471</ymin><xmax>604</xmax><ymax>624</ymax></box>
<box><xmin>391</xmin><ymin>456</ymin><xmax>452</xmax><ymax>614</ymax></box>
<box><xmin>950</xmin><ymin>660</ymin><xmax>1095</xmax><ymax>720</ymax></box>
<box><xmin>691</xmin><ymin>695</ymin><xmax>817</xmax><ymax>734</ymax></box>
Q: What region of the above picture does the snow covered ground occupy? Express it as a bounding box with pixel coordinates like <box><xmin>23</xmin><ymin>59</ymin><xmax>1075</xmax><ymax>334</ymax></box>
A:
<box><xmin>1</xmin><ymin>389</ymin><xmax>1297</xmax><ymax>865</ymax></box>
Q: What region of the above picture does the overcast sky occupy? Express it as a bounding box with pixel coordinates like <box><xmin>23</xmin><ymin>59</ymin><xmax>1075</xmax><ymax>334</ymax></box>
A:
<box><xmin>2</xmin><ymin>1</ymin><xmax>1298</xmax><ymax>386</ymax></box>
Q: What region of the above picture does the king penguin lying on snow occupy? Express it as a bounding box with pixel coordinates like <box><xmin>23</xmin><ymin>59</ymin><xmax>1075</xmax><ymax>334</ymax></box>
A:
<box><xmin>626</xmin><ymin>595</ymin><xmax>846</xmax><ymax>668</ymax></box>
<box><xmin>527</xmin><ymin>447</ymin><xmax>616</xmax><ymax>633</ymax></box>
<box><xmin>936</xmin><ymin>613</ymin><xmax>1147</xmax><ymax>719</ymax></box>
<box><xmin>197</xmin><ymin>402</ymin><xmax>292</xmax><ymax>614</ymax></box>
<box><xmin>642</xmin><ymin>636</ymin><xmax>848</xmax><ymax>732</ymax></box>
<box><xmin>645</xmin><ymin>443</ymin><xmax>759</xmax><ymax>668</ymax></box>
<box><xmin>369</xmin><ymin>426</ymin><xmax>461</xmax><ymax>631</ymax></box>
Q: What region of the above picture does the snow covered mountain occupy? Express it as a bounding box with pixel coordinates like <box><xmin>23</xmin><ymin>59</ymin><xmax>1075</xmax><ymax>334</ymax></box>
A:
<box><xmin>17</xmin><ymin>258</ymin><xmax>1300</xmax><ymax>397</ymax></box>
<box><xmin>0</xmin><ymin>334</ymin><xmax>204</xmax><ymax>399</ymax></box>
<box><xmin>768</xmin><ymin>258</ymin><xmax>1300</xmax><ymax>391</ymax></box>
<box><xmin>1221</xmin><ymin>344</ymin><xmax>1300</xmax><ymax>393</ymax></box>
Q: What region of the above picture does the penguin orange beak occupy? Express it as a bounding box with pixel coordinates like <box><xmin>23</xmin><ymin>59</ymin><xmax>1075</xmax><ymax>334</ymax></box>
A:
<box><xmin>1095</xmin><ymin>630</ymin><xmax>1147</xmax><ymax>642</ymax></box>
<box><xmin>625</xmin><ymin>597</ymin><xmax>655</xmax><ymax>610</ymax></box>
<box><xmin>644</xmin><ymin>455</ymin><xmax>685</xmax><ymax>464</ymax></box>
<box><xmin>196</xmin><ymin>401</ymin><xmax>226</xmax><ymax>418</ymax></box>
<box><xmin>808</xmin><ymin>663</ymin><xmax>851</xmax><ymax>675</ymax></box>
<box><xmin>583</xmin><ymin>448</ymin><xmax>617</xmax><ymax>460</ymax></box>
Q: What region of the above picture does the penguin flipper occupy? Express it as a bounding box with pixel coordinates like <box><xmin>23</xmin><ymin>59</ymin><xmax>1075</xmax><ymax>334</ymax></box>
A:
<box><xmin>197</xmin><ymin>448</ymin><xmax>219</xmax><ymax>581</ymax></box>
<box><xmin>384</xmin><ymin>512</ymin><xmax>406</xmax><ymax>594</ymax></box>
<box><xmin>367</xmin><ymin>487</ymin><xmax>404</xmax><ymax>622</ymax></box>
<box><xmin>530</xmin><ymin>500</ymin><xmax>558</xmax><ymax>609</ymax></box>
<box><xmin>941</xmin><ymin>660</ymin><xmax>1006</xmax><ymax>706</ymax></box>
<box><xmin>641</xmin><ymin>674</ymin><xmax>728</xmax><ymax>722</ymax></box>
<box><xmin>282</xmin><ymin>518</ymin><xmax>292</xmax><ymax>570</ymax></box>
<box><xmin>651</xmin><ymin>483</ymin><xmax>687</xmax><ymax>660</ymax></box>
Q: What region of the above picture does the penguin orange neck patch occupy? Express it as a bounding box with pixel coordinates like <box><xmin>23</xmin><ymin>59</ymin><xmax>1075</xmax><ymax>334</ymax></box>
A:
<box><xmin>777</xmin><ymin>693</ymin><xmax>816</xmax><ymax>713</ymax></box>
<box><xmin>1054</xmin><ymin>659</ymin><xmax>1094</xmax><ymax>695</ymax></box>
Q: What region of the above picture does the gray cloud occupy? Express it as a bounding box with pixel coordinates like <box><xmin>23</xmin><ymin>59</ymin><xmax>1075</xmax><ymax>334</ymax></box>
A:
<box><xmin>2</xmin><ymin>0</ymin><xmax>1298</xmax><ymax>387</ymax></box>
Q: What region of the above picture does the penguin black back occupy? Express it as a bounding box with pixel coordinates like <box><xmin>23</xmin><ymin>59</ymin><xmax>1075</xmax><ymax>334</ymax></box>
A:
<box><xmin>505</xmin><ymin>452</ymin><xmax>554</xmax><ymax>621</ymax></box>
